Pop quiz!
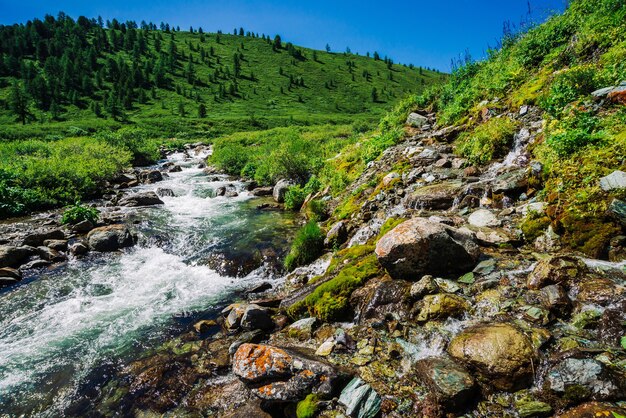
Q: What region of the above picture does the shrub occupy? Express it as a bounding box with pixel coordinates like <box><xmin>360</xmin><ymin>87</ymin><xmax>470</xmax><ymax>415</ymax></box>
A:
<box><xmin>306</xmin><ymin>199</ymin><xmax>328</xmax><ymax>221</ymax></box>
<box><xmin>284</xmin><ymin>185</ymin><xmax>307</xmax><ymax>211</ymax></box>
<box><xmin>284</xmin><ymin>221</ymin><xmax>324</xmax><ymax>271</ymax></box>
<box><xmin>456</xmin><ymin>117</ymin><xmax>517</xmax><ymax>165</ymax></box>
<box><xmin>61</xmin><ymin>202</ymin><xmax>100</xmax><ymax>225</ymax></box>
<box><xmin>97</xmin><ymin>128</ymin><xmax>161</xmax><ymax>166</ymax></box>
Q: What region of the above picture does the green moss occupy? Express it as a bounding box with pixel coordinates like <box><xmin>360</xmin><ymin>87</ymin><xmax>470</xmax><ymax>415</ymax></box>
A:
<box><xmin>376</xmin><ymin>217</ymin><xmax>407</xmax><ymax>242</ymax></box>
<box><xmin>560</xmin><ymin>215</ymin><xmax>621</xmax><ymax>258</ymax></box>
<box><xmin>289</xmin><ymin>254</ymin><xmax>381</xmax><ymax>321</ymax></box>
<box><xmin>296</xmin><ymin>394</ymin><xmax>320</xmax><ymax>418</ymax></box>
<box><xmin>520</xmin><ymin>212</ymin><xmax>551</xmax><ymax>242</ymax></box>
<box><xmin>456</xmin><ymin>117</ymin><xmax>518</xmax><ymax>165</ymax></box>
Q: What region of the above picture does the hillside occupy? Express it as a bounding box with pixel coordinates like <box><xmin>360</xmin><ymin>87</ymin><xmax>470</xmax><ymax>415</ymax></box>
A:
<box><xmin>0</xmin><ymin>14</ymin><xmax>443</xmax><ymax>140</ymax></box>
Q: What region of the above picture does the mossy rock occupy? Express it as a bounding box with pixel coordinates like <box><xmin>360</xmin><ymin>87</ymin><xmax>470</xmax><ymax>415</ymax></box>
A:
<box><xmin>296</xmin><ymin>394</ymin><xmax>320</xmax><ymax>418</ymax></box>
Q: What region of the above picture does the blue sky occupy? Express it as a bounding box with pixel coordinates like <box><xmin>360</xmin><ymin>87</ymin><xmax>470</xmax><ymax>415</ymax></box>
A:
<box><xmin>0</xmin><ymin>0</ymin><xmax>567</xmax><ymax>71</ymax></box>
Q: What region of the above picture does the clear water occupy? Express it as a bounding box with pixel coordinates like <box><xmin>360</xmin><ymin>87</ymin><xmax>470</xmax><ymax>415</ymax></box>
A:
<box><xmin>0</xmin><ymin>151</ymin><xmax>298</xmax><ymax>416</ymax></box>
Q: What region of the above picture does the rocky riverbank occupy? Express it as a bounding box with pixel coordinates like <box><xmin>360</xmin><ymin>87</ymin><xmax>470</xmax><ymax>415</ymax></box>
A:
<box><xmin>81</xmin><ymin>106</ymin><xmax>626</xmax><ymax>417</ymax></box>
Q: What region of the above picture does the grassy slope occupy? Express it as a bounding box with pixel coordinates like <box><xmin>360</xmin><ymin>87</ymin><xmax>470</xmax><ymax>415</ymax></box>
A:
<box><xmin>0</xmin><ymin>29</ymin><xmax>444</xmax><ymax>140</ymax></box>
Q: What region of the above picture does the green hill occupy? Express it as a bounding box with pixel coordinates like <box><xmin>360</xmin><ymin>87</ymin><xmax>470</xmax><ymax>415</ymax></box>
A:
<box><xmin>0</xmin><ymin>14</ymin><xmax>444</xmax><ymax>140</ymax></box>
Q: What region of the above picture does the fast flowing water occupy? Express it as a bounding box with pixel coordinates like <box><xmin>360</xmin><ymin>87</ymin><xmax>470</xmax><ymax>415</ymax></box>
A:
<box><xmin>0</xmin><ymin>151</ymin><xmax>298</xmax><ymax>416</ymax></box>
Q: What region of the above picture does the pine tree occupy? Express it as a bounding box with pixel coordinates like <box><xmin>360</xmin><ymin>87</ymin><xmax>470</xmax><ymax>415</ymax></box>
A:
<box><xmin>233</xmin><ymin>53</ymin><xmax>241</xmax><ymax>78</ymax></box>
<box><xmin>9</xmin><ymin>80</ymin><xmax>32</xmax><ymax>125</ymax></box>
<box><xmin>198</xmin><ymin>103</ymin><xmax>207</xmax><ymax>118</ymax></box>
<box><xmin>371</xmin><ymin>87</ymin><xmax>378</xmax><ymax>103</ymax></box>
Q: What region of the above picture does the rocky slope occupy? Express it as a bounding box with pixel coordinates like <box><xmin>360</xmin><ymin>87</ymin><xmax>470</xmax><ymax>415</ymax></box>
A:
<box><xmin>75</xmin><ymin>102</ymin><xmax>625</xmax><ymax>417</ymax></box>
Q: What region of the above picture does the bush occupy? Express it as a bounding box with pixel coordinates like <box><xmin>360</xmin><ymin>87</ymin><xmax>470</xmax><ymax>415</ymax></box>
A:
<box><xmin>0</xmin><ymin>137</ymin><xmax>131</xmax><ymax>217</ymax></box>
<box><xmin>97</xmin><ymin>128</ymin><xmax>161</xmax><ymax>166</ymax></box>
<box><xmin>61</xmin><ymin>202</ymin><xmax>99</xmax><ymax>225</ymax></box>
<box><xmin>284</xmin><ymin>221</ymin><xmax>324</xmax><ymax>271</ymax></box>
<box><xmin>456</xmin><ymin>117</ymin><xmax>517</xmax><ymax>165</ymax></box>
<box><xmin>284</xmin><ymin>185</ymin><xmax>307</xmax><ymax>211</ymax></box>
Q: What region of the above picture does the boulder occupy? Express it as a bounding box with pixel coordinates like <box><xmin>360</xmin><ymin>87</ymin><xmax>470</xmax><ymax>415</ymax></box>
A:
<box><xmin>251</xmin><ymin>186</ymin><xmax>274</xmax><ymax>197</ymax></box>
<box><xmin>233</xmin><ymin>344</ymin><xmax>338</xmax><ymax>402</ymax></box>
<box><xmin>527</xmin><ymin>255</ymin><xmax>587</xmax><ymax>290</ymax></box>
<box><xmin>0</xmin><ymin>245</ymin><xmax>36</xmax><ymax>268</ymax></box>
<box><xmin>405</xmin><ymin>181</ymin><xmax>464</xmax><ymax>210</ymax></box>
<box><xmin>572</xmin><ymin>276</ymin><xmax>623</xmax><ymax>307</ymax></box>
<box><xmin>0</xmin><ymin>267</ymin><xmax>21</xmax><ymax>280</ymax></box>
<box><xmin>406</xmin><ymin>112</ymin><xmax>429</xmax><ymax>128</ymax></box>
<box><xmin>325</xmin><ymin>221</ymin><xmax>348</xmax><ymax>249</ymax></box>
<box><xmin>44</xmin><ymin>239</ymin><xmax>68</xmax><ymax>251</ymax></box>
<box><xmin>119</xmin><ymin>191</ymin><xmax>164</xmax><ymax>207</ymax></box>
<box><xmin>468</xmin><ymin>209</ymin><xmax>500</xmax><ymax>228</ymax></box>
<box><xmin>138</xmin><ymin>170</ymin><xmax>163</xmax><ymax>183</ymax></box>
<box><xmin>22</xmin><ymin>229</ymin><xmax>65</xmax><ymax>247</ymax></box>
<box><xmin>375</xmin><ymin>218</ymin><xmax>480</xmax><ymax>280</ymax></box>
<box><xmin>415</xmin><ymin>357</ymin><xmax>477</xmax><ymax>411</ymax></box>
<box><xmin>556</xmin><ymin>402</ymin><xmax>626</xmax><ymax>418</ymax></box>
<box><xmin>448</xmin><ymin>323</ymin><xmax>536</xmax><ymax>390</ymax></box>
<box><xmin>546</xmin><ymin>358</ymin><xmax>619</xmax><ymax>401</ymax></box>
<box><xmin>600</xmin><ymin>170</ymin><xmax>626</xmax><ymax>191</ymax></box>
<box><xmin>87</xmin><ymin>224</ymin><xmax>135</xmax><ymax>252</ymax></box>
<box><xmin>417</xmin><ymin>293</ymin><xmax>469</xmax><ymax>322</ymax></box>
<box><xmin>539</xmin><ymin>284</ymin><xmax>571</xmax><ymax>316</ymax></box>
<box><xmin>240</xmin><ymin>304</ymin><xmax>274</xmax><ymax>331</ymax></box>
<box><xmin>355</xmin><ymin>278</ymin><xmax>412</xmax><ymax>322</ymax></box>
<box><xmin>273</xmin><ymin>179</ymin><xmax>293</xmax><ymax>203</ymax></box>
<box><xmin>37</xmin><ymin>246</ymin><xmax>66</xmax><ymax>262</ymax></box>
<box><xmin>71</xmin><ymin>219</ymin><xmax>95</xmax><ymax>233</ymax></box>
<box><xmin>338</xmin><ymin>377</ymin><xmax>381</xmax><ymax>418</ymax></box>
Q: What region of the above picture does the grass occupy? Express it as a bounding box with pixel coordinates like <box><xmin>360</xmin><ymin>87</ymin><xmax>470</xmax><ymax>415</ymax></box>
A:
<box><xmin>284</xmin><ymin>221</ymin><xmax>325</xmax><ymax>272</ymax></box>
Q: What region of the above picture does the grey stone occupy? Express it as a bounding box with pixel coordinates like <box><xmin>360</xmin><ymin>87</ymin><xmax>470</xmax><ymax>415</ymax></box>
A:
<box><xmin>406</xmin><ymin>112</ymin><xmax>429</xmax><ymax>128</ymax></box>
<box><xmin>240</xmin><ymin>304</ymin><xmax>274</xmax><ymax>331</ymax></box>
<box><xmin>468</xmin><ymin>209</ymin><xmax>501</xmax><ymax>228</ymax></box>
<box><xmin>600</xmin><ymin>171</ymin><xmax>626</xmax><ymax>191</ymax></box>
<box><xmin>609</xmin><ymin>199</ymin><xmax>626</xmax><ymax>225</ymax></box>
<box><xmin>546</xmin><ymin>358</ymin><xmax>618</xmax><ymax>400</ymax></box>
<box><xmin>273</xmin><ymin>179</ymin><xmax>294</xmax><ymax>203</ymax></box>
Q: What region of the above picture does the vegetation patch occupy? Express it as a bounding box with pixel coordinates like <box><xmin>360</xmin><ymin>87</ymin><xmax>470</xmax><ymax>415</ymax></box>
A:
<box><xmin>284</xmin><ymin>221</ymin><xmax>325</xmax><ymax>271</ymax></box>
<box><xmin>456</xmin><ymin>117</ymin><xmax>518</xmax><ymax>165</ymax></box>
<box><xmin>61</xmin><ymin>203</ymin><xmax>100</xmax><ymax>225</ymax></box>
<box><xmin>289</xmin><ymin>253</ymin><xmax>381</xmax><ymax>321</ymax></box>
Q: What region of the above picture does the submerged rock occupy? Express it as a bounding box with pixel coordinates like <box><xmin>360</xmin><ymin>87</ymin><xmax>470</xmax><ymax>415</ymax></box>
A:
<box><xmin>87</xmin><ymin>224</ymin><xmax>135</xmax><ymax>252</ymax></box>
<box><xmin>448</xmin><ymin>323</ymin><xmax>536</xmax><ymax>390</ymax></box>
<box><xmin>338</xmin><ymin>377</ymin><xmax>381</xmax><ymax>418</ymax></box>
<box><xmin>375</xmin><ymin>217</ymin><xmax>480</xmax><ymax>280</ymax></box>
